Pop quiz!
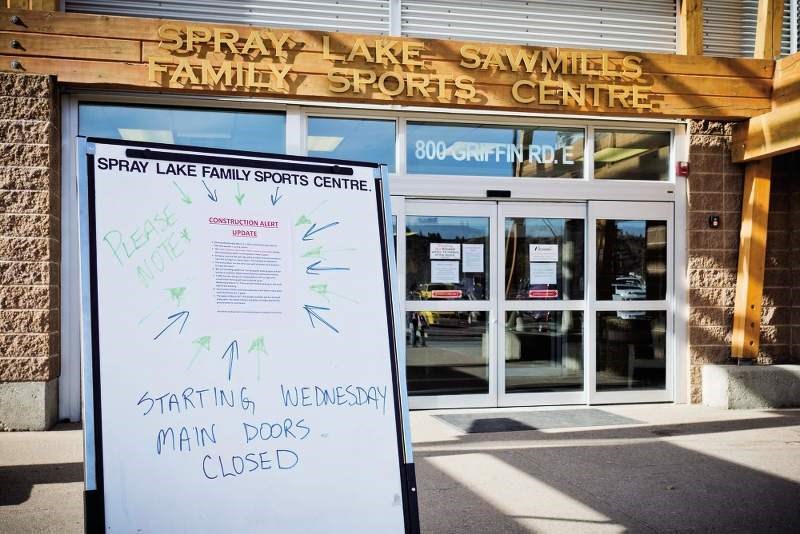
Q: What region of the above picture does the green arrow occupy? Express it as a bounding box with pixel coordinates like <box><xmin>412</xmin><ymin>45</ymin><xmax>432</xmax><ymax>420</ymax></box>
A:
<box><xmin>167</xmin><ymin>287</ymin><xmax>186</xmax><ymax>306</ymax></box>
<box><xmin>248</xmin><ymin>336</ymin><xmax>268</xmax><ymax>380</ymax></box>
<box><xmin>294</xmin><ymin>214</ymin><xmax>312</xmax><ymax>226</ymax></box>
<box><xmin>295</xmin><ymin>200</ymin><xmax>328</xmax><ymax>226</ymax></box>
<box><xmin>138</xmin><ymin>287</ymin><xmax>187</xmax><ymax>324</ymax></box>
<box><xmin>235</xmin><ymin>184</ymin><xmax>245</xmax><ymax>206</ymax></box>
<box><xmin>187</xmin><ymin>335</ymin><xmax>212</xmax><ymax>370</ymax></box>
<box><xmin>173</xmin><ymin>181</ymin><xmax>192</xmax><ymax>204</ymax></box>
<box><xmin>302</xmin><ymin>246</ymin><xmax>323</xmax><ymax>259</ymax></box>
<box><xmin>302</xmin><ymin>246</ymin><xmax>356</xmax><ymax>259</ymax></box>
<box><xmin>248</xmin><ymin>336</ymin><xmax>267</xmax><ymax>355</ymax></box>
<box><xmin>310</xmin><ymin>283</ymin><xmax>357</xmax><ymax>303</ymax></box>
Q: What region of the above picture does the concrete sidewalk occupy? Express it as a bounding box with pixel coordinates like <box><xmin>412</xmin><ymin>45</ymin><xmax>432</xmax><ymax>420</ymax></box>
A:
<box><xmin>1</xmin><ymin>405</ymin><xmax>799</xmax><ymax>533</ymax></box>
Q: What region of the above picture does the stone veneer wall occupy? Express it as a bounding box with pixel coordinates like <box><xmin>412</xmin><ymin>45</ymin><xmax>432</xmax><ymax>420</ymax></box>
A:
<box><xmin>0</xmin><ymin>73</ymin><xmax>60</xmax><ymax>430</ymax></box>
<box><xmin>688</xmin><ymin>120</ymin><xmax>800</xmax><ymax>403</ymax></box>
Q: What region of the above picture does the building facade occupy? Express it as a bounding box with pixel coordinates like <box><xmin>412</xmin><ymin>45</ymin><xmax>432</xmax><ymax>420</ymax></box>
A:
<box><xmin>1</xmin><ymin>0</ymin><xmax>799</xmax><ymax>429</ymax></box>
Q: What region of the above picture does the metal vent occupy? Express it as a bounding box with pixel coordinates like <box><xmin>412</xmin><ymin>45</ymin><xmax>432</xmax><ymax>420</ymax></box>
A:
<box><xmin>400</xmin><ymin>0</ymin><xmax>678</xmax><ymax>53</ymax></box>
<box><xmin>704</xmin><ymin>0</ymin><xmax>794</xmax><ymax>57</ymax></box>
<box><xmin>65</xmin><ymin>0</ymin><xmax>391</xmax><ymax>34</ymax></box>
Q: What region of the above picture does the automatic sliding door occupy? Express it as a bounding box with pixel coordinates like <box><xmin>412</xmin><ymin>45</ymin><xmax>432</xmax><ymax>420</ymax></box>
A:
<box><xmin>404</xmin><ymin>201</ymin><xmax>497</xmax><ymax>409</ymax></box>
<box><xmin>588</xmin><ymin>201</ymin><xmax>673</xmax><ymax>403</ymax></box>
<box><xmin>498</xmin><ymin>203</ymin><xmax>587</xmax><ymax>406</ymax></box>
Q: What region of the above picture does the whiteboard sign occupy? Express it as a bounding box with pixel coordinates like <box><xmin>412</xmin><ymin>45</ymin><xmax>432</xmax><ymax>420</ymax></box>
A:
<box><xmin>79</xmin><ymin>139</ymin><xmax>418</xmax><ymax>533</ymax></box>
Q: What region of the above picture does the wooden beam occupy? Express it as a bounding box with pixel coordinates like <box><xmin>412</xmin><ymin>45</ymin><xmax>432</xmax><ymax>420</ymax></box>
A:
<box><xmin>770</xmin><ymin>51</ymin><xmax>800</xmax><ymax>106</ymax></box>
<box><xmin>730</xmin><ymin>51</ymin><xmax>800</xmax><ymax>163</ymax></box>
<box><xmin>731</xmin><ymin>159</ymin><xmax>772</xmax><ymax>360</ymax></box>
<box><xmin>678</xmin><ymin>0</ymin><xmax>703</xmax><ymax>55</ymax></box>
<box><xmin>3</xmin><ymin>0</ymin><xmax>59</xmax><ymax>9</ymax></box>
<box><xmin>732</xmin><ymin>97</ymin><xmax>800</xmax><ymax>162</ymax></box>
<box><xmin>755</xmin><ymin>0</ymin><xmax>784</xmax><ymax>59</ymax></box>
<box><xmin>0</xmin><ymin>8</ymin><xmax>777</xmax><ymax>119</ymax></box>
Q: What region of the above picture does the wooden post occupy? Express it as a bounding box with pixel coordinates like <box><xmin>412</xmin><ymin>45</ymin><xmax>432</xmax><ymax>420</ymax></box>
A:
<box><xmin>678</xmin><ymin>0</ymin><xmax>704</xmax><ymax>55</ymax></box>
<box><xmin>731</xmin><ymin>159</ymin><xmax>771</xmax><ymax>359</ymax></box>
<box><xmin>754</xmin><ymin>0</ymin><xmax>784</xmax><ymax>59</ymax></box>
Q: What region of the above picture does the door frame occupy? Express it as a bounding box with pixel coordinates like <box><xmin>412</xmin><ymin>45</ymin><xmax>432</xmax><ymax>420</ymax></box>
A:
<box><xmin>587</xmin><ymin>201</ymin><xmax>675</xmax><ymax>404</ymax></box>
<box><xmin>496</xmin><ymin>202</ymin><xmax>588</xmax><ymax>407</ymax></box>
<box><xmin>395</xmin><ymin>198</ymin><xmax>677</xmax><ymax>408</ymax></box>
<box><xmin>401</xmin><ymin>199</ymin><xmax>499</xmax><ymax>409</ymax></box>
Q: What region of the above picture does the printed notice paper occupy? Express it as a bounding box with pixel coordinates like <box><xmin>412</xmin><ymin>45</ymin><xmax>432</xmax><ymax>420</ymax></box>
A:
<box><xmin>430</xmin><ymin>243</ymin><xmax>460</xmax><ymax>260</ymax></box>
<box><xmin>530</xmin><ymin>262</ymin><xmax>557</xmax><ymax>285</ymax></box>
<box><xmin>431</xmin><ymin>260</ymin><xmax>460</xmax><ymax>283</ymax></box>
<box><xmin>530</xmin><ymin>243</ymin><xmax>559</xmax><ymax>262</ymax></box>
<box><xmin>462</xmin><ymin>244</ymin><xmax>484</xmax><ymax>273</ymax></box>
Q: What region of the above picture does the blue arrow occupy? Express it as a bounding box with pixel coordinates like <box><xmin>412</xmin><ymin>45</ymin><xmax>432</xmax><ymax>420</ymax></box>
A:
<box><xmin>202</xmin><ymin>180</ymin><xmax>218</xmax><ymax>202</ymax></box>
<box><xmin>153</xmin><ymin>311</ymin><xmax>189</xmax><ymax>340</ymax></box>
<box><xmin>302</xmin><ymin>221</ymin><xmax>339</xmax><ymax>241</ymax></box>
<box><xmin>221</xmin><ymin>340</ymin><xmax>239</xmax><ymax>381</ymax></box>
<box><xmin>270</xmin><ymin>186</ymin><xmax>282</xmax><ymax>206</ymax></box>
<box><xmin>302</xmin><ymin>304</ymin><xmax>339</xmax><ymax>333</ymax></box>
<box><xmin>306</xmin><ymin>260</ymin><xmax>350</xmax><ymax>275</ymax></box>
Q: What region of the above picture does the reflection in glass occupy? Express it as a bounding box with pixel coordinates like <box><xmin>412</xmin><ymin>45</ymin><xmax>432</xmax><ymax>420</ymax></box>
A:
<box><xmin>79</xmin><ymin>103</ymin><xmax>285</xmax><ymax>153</ymax></box>
<box><xmin>307</xmin><ymin>117</ymin><xmax>396</xmax><ymax>172</ymax></box>
<box><xmin>596</xmin><ymin>219</ymin><xmax>667</xmax><ymax>300</ymax></box>
<box><xmin>505</xmin><ymin>311</ymin><xmax>583</xmax><ymax>392</ymax></box>
<box><xmin>505</xmin><ymin>217</ymin><xmax>584</xmax><ymax>300</ymax></box>
<box><xmin>596</xmin><ymin>311</ymin><xmax>666</xmax><ymax>390</ymax></box>
<box><xmin>406</xmin><ymin>216</ymin><xmax>489</xmax><ymax>301</ymax></box>
<box><xmin>406</xmin><ymin>311</ymin><xmax>489</xmax><ymax>395</ymax></box>
<box><xmin>407</xmin><ymin>122</ymin><xmax>584</xmax><ymax>178</ymax></box>
<box><xmin>594</xmin><ymin>130</ymin><xmax>670</xmax><ymax>181</ymax></box>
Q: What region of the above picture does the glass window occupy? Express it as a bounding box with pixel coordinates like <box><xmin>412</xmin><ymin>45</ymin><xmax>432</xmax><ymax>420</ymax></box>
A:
<box><xmin>407</xmin><ymin>122</ymin><xmax>584</xmax><ymax>178</ymax></box>
<box><xmin>594</xmin><ymin>130</ymin><xmax>670</xmax><ymax>181</ymax></box>
<box><xmin>79</xmin><ymin>103</ymin><xmax>285</xmax><ymax>153</ymax></box>
<box><xmin>307</xmin><ymin>117</ymin><xmax>396</xmax><ymax>172</ymax></box>
<box><xmin>596</xmin><ymin>311</ymin><xmax>666</xmax><ymax>391</ymax></box>
<box><xmin>596</xmin><ymin>219</ymin><xmax>667</xmax><ymax>300</ymax></box>
<box><xmin>407</xmin><ymin>311</ymin><xmax>488</xmax><ymax>395</ymax></box>
<box><xmin>406</xmin><ymin>215</ymin><xmax>489</xmax><ymax>301</ymax></box>
<box><xmin>505</xmin><ymin>217</ymin><xmax>584</xmax><ymax>300</ymax></box>
<box><xmin>505</xmin><ymin>311</ymin><xmax>583</xmax><ymax>392</ymax></box>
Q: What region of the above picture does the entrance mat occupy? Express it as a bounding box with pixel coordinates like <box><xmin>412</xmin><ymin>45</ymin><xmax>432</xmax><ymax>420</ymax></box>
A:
<box><xmin>435</xmin><ymin>409</ymin><xmax>642</xmax><ymax>433</ymax></box>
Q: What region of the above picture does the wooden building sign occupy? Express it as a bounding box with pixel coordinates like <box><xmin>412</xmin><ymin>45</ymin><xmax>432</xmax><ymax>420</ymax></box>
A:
<box><xmin>0</xmin><ymin>9</ymin><xmax>776</xmax><ymax>119</ymax></box>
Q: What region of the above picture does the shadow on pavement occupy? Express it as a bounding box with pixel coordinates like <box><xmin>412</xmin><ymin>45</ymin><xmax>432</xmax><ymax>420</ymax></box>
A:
<box><xmin>0</xmin><ymin>462</ymin><xmax>84</xmax><ymax>506</ymax></box>
<box><xmin>415</xmin><ymin>410</ymin><xmax>800</xmax><ymax>533</ymax></box>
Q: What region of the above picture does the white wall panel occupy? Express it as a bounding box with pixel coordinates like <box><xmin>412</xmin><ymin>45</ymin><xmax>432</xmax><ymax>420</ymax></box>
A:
<box><xmin>66</xmin><ymin>0</ymin><xmax>391</xmax><ymax>34</ymax></box>
<box><xmin>400</xmin><ymin>0</ymin><xmax>678</xmax><ymax>53</ymax></box>
<box><xmin>704</xmin><ymin>0</ymin><xmax>793</xmax><ymax>57</ymax></box>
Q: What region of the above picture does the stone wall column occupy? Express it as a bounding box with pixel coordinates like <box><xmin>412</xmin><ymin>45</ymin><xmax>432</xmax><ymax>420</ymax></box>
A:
<box><xmin>687</xmin><ymin>121</ymin><xmax>741</xmax><ymax>403</ymax></box>
<box><xmin>688</xmin><ymin>121</ymin><xmax>800</xmax><ymax>403</ymax></box>
<box><xmin>0</xmin><ymin>73</ymin><xmax>60</xmax><ymax>430</ymax></box>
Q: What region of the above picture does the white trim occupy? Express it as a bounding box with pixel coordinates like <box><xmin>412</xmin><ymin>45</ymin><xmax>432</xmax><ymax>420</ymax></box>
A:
<box><xmin>587</xmin><ymin>200</ymin><xmax>674</xmax><ymax>404</ymax></box>
<box><xmin>673</xmin><ymin>122</ymin><xmax>689</xmax><ymax>404</ymax></box>
<box><xmin>284</xmin><ymin>105</ymin><xmax>305</xmax><ymax>155</ymax></box>
<box><xmin>64</xmin><ymin>89</ymin><xmax>686</xmax><ymax>124</ymax></box>
<box><xmin>403</xmin><ymin>199</ymin><xmax>498</xmax><ymax>409</ymax></box>
<box><xmin>389</xmin><ymin>0</ymin><xmax>402</xmax><ymax>36</ymax></box>
<box><xmin>59</xmin><ymin>94</ymin><xmax>82</xmax><ymax>422</ymax></box>
<box><xmin>497</xmin><ymin>202</ymin><xmax>588</xmax><ymax>407</ymax></box>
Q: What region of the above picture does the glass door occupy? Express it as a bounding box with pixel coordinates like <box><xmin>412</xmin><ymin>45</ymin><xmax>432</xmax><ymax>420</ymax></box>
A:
<box><xmin>498</xmin><ymin>203</ymin><xmax>587</xmax><ymax>406</ymax></box>
<box><xmin>403</xmin><ymin>200</ymin><xmax>497</xmax><ymax>409</ymax></box>
<box><xmin>588</xmin><ymin>201</ymin><xmax>673</xmax><ymax>403</ymax></box>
